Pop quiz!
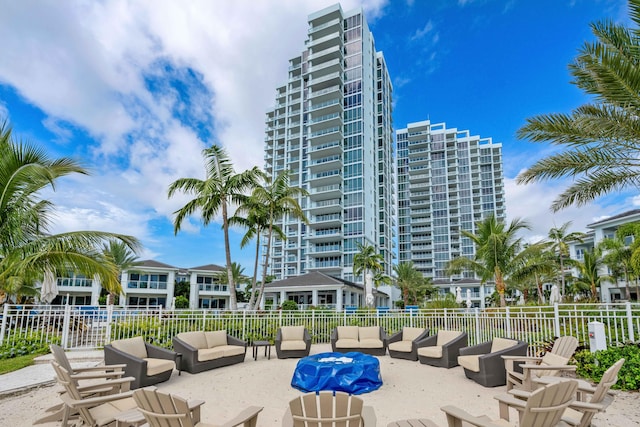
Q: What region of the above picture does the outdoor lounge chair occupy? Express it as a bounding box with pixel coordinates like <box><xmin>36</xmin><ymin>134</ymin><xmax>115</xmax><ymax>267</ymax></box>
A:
<box><xmin>51</xmin><ymin>360</ymin><xmax>138</xmax><ymax>427</ymax></box>
<box><xmin>387</xmin><ymin>327</ymin><xmax>430</xmax><ymax>360</ymax></box>
<box><xmin>503</xmin><ymin>335</ymin><xmax>579</xmax><ymax>391</ymax></box>
<box><xmin>442</xmin><ymin>380</ymin><xmax>578</xmax><ymax>427</ymax></box>
<box><xmin>104</xmin><ymin>336</ymin><xmax>178</xmax><ymax>389</ymax></box>
<box><xmin>275</xmin><ymin>326</ymin><xmax>312</xmax><ymax>359</ymax></box>
<box><xmin>133</xmin><ymin>387</ymin><xmax>262</xmax><ymax>427</ymax></box>
<box><xmin>457</xmin><ymin>337</ymin><xmax>528</xmax><ymax>387</ymax></box>
<box><xmin>531</xmin><ymin>358</ymin><xmax>625</xmax><ymax>427</ymax></box>
<box><xmin>35</xmin><ymin>344</ymin><xmax>130</xmax><ymax>424</ymax></box>
<box><xmin>417</xmin><ymin>330</ymin><xmax>468</xmax><ymax>368</ymax></box>
<box><xmin>282</xmin><ymin>391</ymin><xmax>376</xmax><ymax>427</ymax></box>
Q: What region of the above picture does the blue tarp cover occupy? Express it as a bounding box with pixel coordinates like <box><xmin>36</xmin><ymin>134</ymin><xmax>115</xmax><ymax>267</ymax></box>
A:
<box><xmin>291</xmin><ymin>352</ymin><xmax>382</xmax><ymax>395</ymax></box>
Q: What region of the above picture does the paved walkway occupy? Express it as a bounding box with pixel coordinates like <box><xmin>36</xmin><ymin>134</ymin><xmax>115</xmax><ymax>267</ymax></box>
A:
<box><xmin>0</xmin><ymin>350</ymin><xmax>103</xmax><ymax>396</ymax></box>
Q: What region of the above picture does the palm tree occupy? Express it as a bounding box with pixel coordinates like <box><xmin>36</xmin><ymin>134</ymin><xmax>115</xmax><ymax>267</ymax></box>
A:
<box><xmin>168</xmin><ymin>145</ymin><xmax>263</xmax><ymax>310</ymax></box>
<box><xmin>393</xmin><ymin>262</ymin><xmax>424</xmax><ymax>307</ymax></box>
<box><xmin>447</xmin><ymin>215</ymin><xmax>531</xmax><ymax>307</ymax></box>
<box><xmin>102</xmin><ymin>239</ymin><xmax>141</xmax><ymax>305</ymax></box>
<box><xmin>547</xmin><ymin>222</ymin><xmax>586</xmax><ymax>298</ymax></box>
<box><xmin>0</xmin><ymin>121</ymin><xmax>140</xmax><ymax>303</ymax></box>
<box><xmin>353</xmin><ymin>242</ymin><xmax>384</xmax><ymax>308</ymax></box>
<box><xmin>510</xmin><ymin>242</ymin><xmax>557</xmax><ymax>304</ymax></box>
<box><xmin>573</xmin><ymin>248</ymin><xmax>604</xmax><ymax>300</ymax></box>
<box><xmin>245</xmin><ymin>172</ymin><xmax>308</xmax><ymax>310</ymax></box>
<box><xmin>516</xmin><ymin>2</ymin><xmax>640</xmax><ymax>211</ymax></box>
<box><xmin>217</xmin><ymin>262</ymin><xmax>250</xmax><ymax>302</ymax></box>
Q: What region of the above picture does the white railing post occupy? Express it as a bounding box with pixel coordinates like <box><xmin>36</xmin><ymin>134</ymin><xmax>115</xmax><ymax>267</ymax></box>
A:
<box><xmin>312</xmin><ymin>310</ymin><xmax>315</xmax><ymax>338</ymax></box>
<box><xmin>505</xmin><ymin>307</ymin><xmax>511</xmax><ymax>337</ymax></box>
<box><xmin>201</xmin><ymin>310</ymin><xmax>206</xmax><ymax>331</ymax></box>
<box><xmin>444</xmin><ymin>308</ymin><xmax>449</xmax><ymax>330</ymax></box>
<box><xmin>105</xmin><ymin>305</ymin><xmax>114</xmax><ymax>343</ymax></box>
<box><xmin>474</xmin><ymin>307</ymin><xmax>481</xmax><ymax>346</ymax></box>
<box><xmin>553</xmin><ymin>303</ymin><xmax>561</xmax><ymax>337</ymax></box>
<box><xmin>61</xmin><ymin>304</ymin><xmax>72</xmax><ymax>349</ymax></box>
<box><xmin>242</xmin><ymin>310</ymin><xmax>247</xmax><ymax>341</ymax></box>
<box><xmin>0</xmin><ymin>304</ymin><xmax>9</xmax><ymax>345</ymax></box>
<box><xmin>626</xmin><ymin>301</ymin><xmax>635</xmax><ymax>343</ymax></box>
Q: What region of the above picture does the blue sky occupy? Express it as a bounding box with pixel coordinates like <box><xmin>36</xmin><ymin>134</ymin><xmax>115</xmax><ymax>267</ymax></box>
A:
<box><xmin>0</xmin><ymin>0</ymin><xmax>634</xmax><ymax>272</ymax></box>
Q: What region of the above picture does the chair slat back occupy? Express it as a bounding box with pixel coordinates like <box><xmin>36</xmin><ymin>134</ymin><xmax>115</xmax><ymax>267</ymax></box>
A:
<box><xmin>290</xmin><ymin>391</ymin><xmax>364</xmax><ymax>427</ymax></box>
<box><xmin>551</xmin><ymin>336</ymin><xmax>579</xmax><ymax>358</ymax></box>
<box><xmin>50</xmin><ymin>344</ymin><xmax>73</xmax><ymax>373</ymax></box>
<box><xmin>573</xmin><ymin>358</ymin><xmax>625</xmax><ymax>427</ymax></box>
<box><xmin>51</xmin><ymin>360</ymin><xmax>96</xmax><ymax>425</ymax></box>
<box><xmin>133</xmin><ymin>388</ymin><xmax>194</xmax><ymax>427</ymax></box>
<box><xmin>520</xmin><ymin>380</ymin><xmax>577</xmax><ymax>427</ymax></box>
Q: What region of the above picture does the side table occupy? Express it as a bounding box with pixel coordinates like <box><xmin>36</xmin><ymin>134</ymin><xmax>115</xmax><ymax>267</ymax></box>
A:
<box><xmin>252</xmin><ymin>340</ymin><xmax>271</xmax><ymax>360</ymax></box>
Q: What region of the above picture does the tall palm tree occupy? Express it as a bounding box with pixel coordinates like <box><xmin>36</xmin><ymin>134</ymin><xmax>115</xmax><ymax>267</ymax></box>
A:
<box><xmin>447</xmin><ymin>215</ymin><xmax>531</xmax><ymax>307</ymax></box>
<box><xmin>0</xmin><ymin>121</ymin><xmax>140</xmax><ymax>303</ymax></box>
<box><xmin>217</xmin><ymin>262</ymin><xmax>250</xmax><ymax>302</ymax></box>
<box><xmin>168</xmin><ymin>145</ymin><xmax>263</xmax><ymax>310</ymax></box>
<box><xmin>510</xmin><ymin>242</ymin><xmax>557</xmax><ymax>304</ymax></box>
<box><xmin>516</xmin><ymin>1</ymin><xmax>640</xmax><ymax>211</ymax></box>
<box><xmin>245</xmin><ymin>171</ymin><xmax>308</xmax><ymax>310</ymax></box>
<box><xmin>573</xmin><ymin>247</ymin><xmax>605</xmax><ymax>300</ymax></box>
<box><xmin>353</xmin><ymin>242</ymin><xmax>384</xmax><ymax>308</ymax></box>
<box><xmin>547</xmin><ymin>222</ymin><xmax>586</xmax><ymax>298</ymax></box>
<box><xmin>102</xmin><ymin>239</ymin><xmax>141</xmax><ymax>305</ymax></box>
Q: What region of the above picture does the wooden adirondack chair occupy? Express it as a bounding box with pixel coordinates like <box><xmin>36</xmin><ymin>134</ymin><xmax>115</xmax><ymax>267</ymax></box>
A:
<box><xmin>283</xmin><ymin>391</ymin><xmax>376</xmax><ymax>427</ymax></box>
<box><xmin>133</xmin><ymin>387</ymin><xmax>262</xmax><ymax>427</ymax></box>
<box><xmin>443</xmin><ymin>380</ymin><xmax>578</xmax><ymax>427</ymax></box>
<box><xmin>51</xmin><ymin>360</ymin><xmax>137</xmax><ymax>427</ymax></box>
<box><xmin>503</xmin><ymin>336</ymin><xmax>579</xmax><ymax>391</ymax></box>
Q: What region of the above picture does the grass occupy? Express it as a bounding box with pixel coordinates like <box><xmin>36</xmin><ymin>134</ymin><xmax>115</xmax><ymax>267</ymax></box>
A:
<box><xmin>0</xmin><ymin>353</ymin><xmax>41</xmax><ymax>375</ymax></box>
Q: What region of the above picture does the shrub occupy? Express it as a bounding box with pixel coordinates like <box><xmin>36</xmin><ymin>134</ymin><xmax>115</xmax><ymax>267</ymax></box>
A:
<box><xmin>174</xmin><ymin>296</ymin><xmax>189</xmax><ymax>309</ymax></box>
<box><xmin>281</xmin><ymin>300</ymin><xmax>298</xmax><ymax>311</ymax></box>
<box><xmin>0</xmin><ymin>331</ymin><xmax>58</xmax><ymax>360</ymax></box>
<box><xmin>573</xmin><ymin>343</ymin><xmax>640</xmax><ymax>391</ymax></box>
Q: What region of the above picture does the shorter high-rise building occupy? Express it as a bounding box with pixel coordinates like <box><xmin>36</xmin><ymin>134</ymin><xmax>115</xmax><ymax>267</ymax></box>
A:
<box><xmin>396</xmin><ymin>120</ymin><xmax>505</xmax><ymax>307</ymax></box>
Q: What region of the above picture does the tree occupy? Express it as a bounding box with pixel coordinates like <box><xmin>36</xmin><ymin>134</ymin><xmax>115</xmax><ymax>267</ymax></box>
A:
<box><xmin>353</xmin><ymin>242</ymin><xmax>384</xmax><ymax>308</ymax></box>
<box><xmin>547</xmin><ymin>222</ymin><xmax>586</xmax><ymax>298</ymax></box>
<box><xmin>244</xmin><ymin>172</ymin><xmax>308</xmax><ymax>310</ymax></box>
<box><xmin>509</xmin><ymin>242</ymin><xmax>557</xmax><ymax>304</ymax></box>
<box><xmin>217</xmin><ymin>262</ymin><xmax>250</xmax><ymax>303</ymax></box>
<box><xmin>393</xmin><ymin>262</ymin><xmax>422</xmax><ymax>307</ymax></box>
<box><xmin>168</xmin><ymin>145</ymin><xmax>262</xmax><ymax>310</ymax></box>
<box><xmin>0</xmin><ymin>121</ymin><xmax>140</xmax><ymax>303</ymax></box>
<box><xmin>599</xmin><ymin>235</ymin><xmax>634</xmax><ymax>300</ymax></box>
<box><xmin>447</xmin><ymin>215</ymin><xmax>531</xmax><ymax>307</ymax></box>
<box><xmin>573</xmin><ymin>247</ymin><xmax>604</xmax><ymax>300</ymax></box>
<box><xmin>517</xmin><ymin>1</ymin><xmax>640</xmax><ymax>211</ymax></box>
<box><xmin>102</xmin><ymin>239</ymin><xmax>141</xmax><ymax>305</ymax></box>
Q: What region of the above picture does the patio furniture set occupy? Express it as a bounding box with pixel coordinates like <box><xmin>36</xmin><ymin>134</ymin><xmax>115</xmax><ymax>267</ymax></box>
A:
<box><xmin>38</xmin><ymin>326</ymin><xmax>623</xmax><ymax>426</ymax></box>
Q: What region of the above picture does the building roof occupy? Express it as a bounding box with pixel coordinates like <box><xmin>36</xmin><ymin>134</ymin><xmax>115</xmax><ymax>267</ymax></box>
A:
<box><xmin>136</xmin><ymin>260</ymin><xmax>178</xmax><ymax>269</ymax></box>
<box><xmin>188</xmin><ymin>264</ymin><xmax>226</xmax><ymax>272</ymax></box>
<box><xmin>265</xmin><ymin>271</ymin><xmax>387</xmax><ymax>296</ymax></box>
<box><xmin>587</xmin><ymin>209</ymin><xmax>640</xmax><ymax>228</ymax></box>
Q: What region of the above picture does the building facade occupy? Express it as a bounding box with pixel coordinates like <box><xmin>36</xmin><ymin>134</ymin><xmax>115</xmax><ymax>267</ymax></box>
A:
<box><xmin>396</xmin><ymin>120</ymin><xmax>505</xmax><ymax>307</ymax></box>
<box><xmin>263</xmin><ymin>4</ymin><xmax>395</xmax><ymax>287</ymax></box>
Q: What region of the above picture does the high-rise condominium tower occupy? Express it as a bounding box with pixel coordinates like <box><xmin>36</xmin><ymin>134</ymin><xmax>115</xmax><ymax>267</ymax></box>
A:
<box><xmin>396</xmin><ymin>120</ymin><xmax>505</xmax><ymax>282</ymax></box>
<box><xmin>263</xmin><ymin>4</ymin><xmax>394</xmax><ymax>283</ymax></box>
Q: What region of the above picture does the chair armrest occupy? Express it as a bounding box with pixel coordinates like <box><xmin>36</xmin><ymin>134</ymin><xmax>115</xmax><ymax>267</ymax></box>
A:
<box><xmin>275</xmin><ymin>328</ymin><xmax>283</xmax><ymax>345</ymax></box>
<box><xmin>61</xmin><ymin>389</ymin><xmax>135</xmax><ymax>408</ymax></box>
<box><xmin>105</xmin><ymin>345</ymin><xmax>147</xmax><ymax>367</ymax></box>
<box><xmin>521</xmin><ymin>364</ymin><xmax>576</xmax><ymax>371</ymax></box>
<box><xmin>460</xmin><ymin>340</ymin><xmax>492</xmax><ymax>356</ymax></box>
<box><xmin>146</xmin><ymin>343</ymin><xmax>177</xmax><ymax>360</ymax></box>
<box><xmin>220</xmin><ymin>406</ymin><xmax>263</xmax><ymax>427</ymax></box>
<box><xmin>568</xmin><ymin>400</ymin><xmax>608</xmax><ymax>413</ymax></box>
<box><xmin>227</xmin><ymin>335</ymin><xmax>247</xmax><ymax>347</ymax></box>
<box><xmin>387</xmin><ymin>330</ymin><xmax>403</xmax><ymax>345</ymax></box>
<box><xmin>74</xmin><ymin>364</ymin><xmax>127</xmax><ymax>373</ymax></box>
<box><xmin>70</xmin><ymin>376</ymin><xmax>135</xmax><ymax>393</ymax></box>
<box><xmin>415</xmin><ymin>334</ymin><xmax>438</xmax><ymax>348</ymax></box>
<box><xmin>441</xmin><ymin>405</ymin><xmax>502</xmax><ymax>427</ymax></box>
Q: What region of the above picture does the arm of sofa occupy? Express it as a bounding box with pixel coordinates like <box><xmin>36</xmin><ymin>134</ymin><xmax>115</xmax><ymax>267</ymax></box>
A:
<box><xmin>379</xmin><ymin>328</ymin><xmax>389</xmax><ymax>347</ymax></box>
<box><xmin>330</xmin><ymin>328</ymin><xmax>338</xmax><ymax>350</ymax></box>
<box><xmin>442</xmin><ymin>332</ymin><xmax>469</xmax><ymax>360</ymax></box>
<box><xmin>172</xmin><ymin>336</ymin><xmax>199</xmax><ymax>371</ymax></box>
<box><xmin>145</xmin><ymin>343</ymin><xmax>177</xmax><ymax>361</ymax></box>
<box><xmin>479</xmin><ymin>341</ymin><xmax>528</xmax><ymax>374</ymax></box>
<box><xmin>303</xmin><ymin>329</ymin><xmax>312</xmax><ymax>351</ymax></box>
<box><xmin>227</xmin><ymin>334</ymin><xmax>247</xmax><ymax>349</ymax></box>
<box><xmin>387</xmin><ymin>330</ymin><xmax>403</xmax><ymax>345</ymax></box>
<box><xmin>416</xmin><ymin>333</ymin><xmax>438</xmax><ymax>349</ymax></box>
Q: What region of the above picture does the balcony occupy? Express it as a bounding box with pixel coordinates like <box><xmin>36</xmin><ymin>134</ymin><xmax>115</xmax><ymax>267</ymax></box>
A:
<box><xmin>309</xmin><ymin>85</ymin><xmax>341</xmax><ymax>102</ymax></box>
<box><xmin>308</xmin><ymin>197</ymin><xmax>342</xmax><ymax>215</ymax></box>
<box><xmin>310</xmin><ymin>183</ymin><xmax>342</xmax><ymax>199</ymax></box>
<box><xmin>307</xmin><ymin>45</ymin><xmax>342</xmax><ymax>63</ymax></box>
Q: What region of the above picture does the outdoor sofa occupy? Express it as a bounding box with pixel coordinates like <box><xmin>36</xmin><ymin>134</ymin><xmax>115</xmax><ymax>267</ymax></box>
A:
<box><xmin>330</xmin><ymin>326</ymin><xmax>387</xmax><ymax>356</ymax></box>
<box><xmin>172</xmin><ymin>330</ymin><xmax>247</xmax><ymax>374</ymax></box>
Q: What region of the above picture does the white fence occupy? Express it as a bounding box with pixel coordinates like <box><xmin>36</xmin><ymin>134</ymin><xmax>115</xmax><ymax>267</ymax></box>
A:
<box><xmin>1</xmin><ymin>303</ymin><xmax>638</xmax><ymax>355</ymax></box>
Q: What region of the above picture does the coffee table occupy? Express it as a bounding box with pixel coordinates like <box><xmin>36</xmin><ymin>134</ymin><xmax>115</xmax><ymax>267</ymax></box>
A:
<box><xmin>252</xmin><ymin>340</ymin><xmax>271</xmax><ymax>360</ymax></box>
<box><xmin>291</xmin><ymin>352</ymin><xmax>382</xmax><ymax>395</ymax></box>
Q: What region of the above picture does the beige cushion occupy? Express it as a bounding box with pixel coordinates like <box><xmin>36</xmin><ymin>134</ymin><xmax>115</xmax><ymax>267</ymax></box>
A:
<box><xmin>335</xmin><ymin>339</ymin><xmax>360</xmax><ymax>349</ymax></box>
<box><xmin>281</xmin><ymin>326</ymin><xmax>305</xmax><ymax>341</ymax></box>
<box><xmin>402</xmin><ymin>327</ymin><xmax>425</xmax><ymax>342</ymax></box>
<box><xmin>358</xmin><ymin>326</ymin><xmax>380</xmax><ymax>340</ymax></box>
<box><xmin>281</xmin><ymin>341</ymin><xmax>307</xmax><ymax>351</ymax></box>
<box><xmin>198</xmin><ymin>347</ymin><xmax>226</xmax><ymax>361</ymax></box>
<box><xmin>90</xmin><ymin>396</ymin><xmax>137</xmax><ymax>426</ymax></box>
<box><xmin>491</xmin><ymin>337</ymin><xmax>518</xmax><ymax>353</ymax></box>
<box><xmin>437</xmin><ymin>330</ymin><xmax>462</xmax><ymax>346</ymax></box>
<box><xmin>389</xmin><ymin>341</ymin><xmax>413</xmax><ymax>353</ymax></box>
<box><xmin>111</xmin><ymin>337</ymin><xmax>147</xmax><ymax>359</ymax></box>
<box><xmin>220</xmin><ymin>345</ymin><xmax>245</xmax><ymax>358</ymax></box>
<box><xmin>144</xmin><ymin>358</ymin><xmax>175</xmax><ymax>376</ymax></box>
<box><xmin>418</xmin><ymin>346</ymin><xmax>442</xmax><ymax>358</ymax></box>
<box><xmin>177</xmin><ymin>331</ymin><xmax>208</xmax><ymax>349</ymax></box>
<box><xmin>337</xmin><ymin>326</ymin><xmax>358</xmax><ymax>340</ymax></box>
<box><xmin>458</xmin><ymin>355</ymin><xmax>480</xmax><ymax>372</ymax></box>
<box><xmin>205</xmin><ymin>330</ymin><xmax>228</xmax><ymax>348</ymax></box>
<box><xmin>360</xmin><ymin>339</ymin><xmax>383</xmax><ymax>349</ymax></box>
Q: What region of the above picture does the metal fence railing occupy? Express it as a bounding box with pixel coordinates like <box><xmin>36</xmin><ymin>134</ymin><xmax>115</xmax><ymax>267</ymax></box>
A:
<box><xmin>1</xmin><ymin>303</ymin><xmax>638</xmax><ymax>355</ymax></box>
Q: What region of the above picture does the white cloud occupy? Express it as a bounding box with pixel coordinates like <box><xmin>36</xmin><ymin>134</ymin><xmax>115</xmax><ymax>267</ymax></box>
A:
<box><xmin>411</xmin><ymin>21</ymin><xmax>435</xmax><ymax>41</ymax></box>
